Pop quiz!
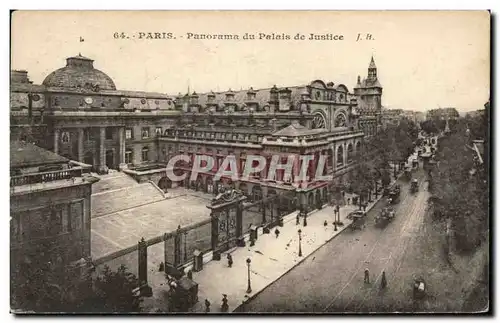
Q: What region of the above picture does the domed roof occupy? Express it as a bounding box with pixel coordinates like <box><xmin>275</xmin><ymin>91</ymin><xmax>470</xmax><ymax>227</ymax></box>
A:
<box><xmin>42</xmin><ymin>54</ymin><xmax>116</xmax><ymax>90</ymax></box>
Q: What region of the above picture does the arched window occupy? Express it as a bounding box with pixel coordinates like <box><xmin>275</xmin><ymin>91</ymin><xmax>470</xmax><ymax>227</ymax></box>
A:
<box><xmin>337</xmin><ymin>145</ymin><xmax>344</xmax><ymax>167</ymax></box>
<box><xmin>355</xmin><ymin>141</ymin><xmax>361</xmax><ymax>153</ymax></box>
<box><xmin>347</xmin><ymin>144</ymin><xmax>354</xmax><ymax>163</ymax></box>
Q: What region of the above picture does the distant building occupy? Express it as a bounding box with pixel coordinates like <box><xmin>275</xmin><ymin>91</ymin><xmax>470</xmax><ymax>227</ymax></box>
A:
<box><xmin>380</xmin><ymin>108</ymin><xmax>424</xmax><ymax>127</ymax></box>
<box><xmin>465</xmin><ymin>109</ymin><xmax>485</xmax><ymax>119</ymax></box>
<box><xmin>426</xmin><ymin>107</ymin><xmax>460</xmax><ymax>121</ymax></box>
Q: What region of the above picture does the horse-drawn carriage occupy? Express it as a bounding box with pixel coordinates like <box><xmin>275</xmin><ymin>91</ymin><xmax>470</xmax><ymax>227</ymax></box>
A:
<box><xmin>375</xmin><ymin>207</ymin><xmax>396</xmax><ymax>226</ymax></box>
<box><xmin>404</xmin><ymin>167</ymin><xmax>412</xmax><ymax>180</ymax></box>
<box><xmin>411</xmin><ymin>179</ymin><xmax>419</xmax><ymax>193</ymax></box>
<box><xmin>387</xmin><ymin>185</ymin><xmax>401</xmax><ymax>204</ymax></box>
<box><xmin>347</xmin><ymin>210</ymin><xmax>366</xmax><ymax>230</ymax></box>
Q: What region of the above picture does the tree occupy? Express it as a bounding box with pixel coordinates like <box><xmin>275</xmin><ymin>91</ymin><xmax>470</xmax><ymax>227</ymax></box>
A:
<box><xmin>11</xmin><ymin>251</ymin><xmax>142</xmax><ymax>314</ymax></box>
<box><xmin>428</xmin><ymin>125</ymin><xmax>488</xmax><ymax>253</ymax></box>
<box><xmin>76</xmin><ymin>264</ymin><xmax>142</xmax><ymax>313</ymax></box>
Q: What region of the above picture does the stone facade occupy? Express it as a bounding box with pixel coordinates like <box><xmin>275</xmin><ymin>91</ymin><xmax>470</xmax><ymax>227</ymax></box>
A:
<box><xmin>10</xmin><ymin>141</ymin><xmax>98</xmax><ymax>272</ymax></box>
<box><xmin>10</xmin><ymin>54</ymin><xmax>383</xmax><ymax>211</ymax></box>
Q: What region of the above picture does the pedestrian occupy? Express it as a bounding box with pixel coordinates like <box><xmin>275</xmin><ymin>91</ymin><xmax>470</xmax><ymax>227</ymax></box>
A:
<box><xmin>380</xmin><ymin>271</ymin><xmax>387</xmax><ymax>289</ymax></box>
<box><xmin>221</xmin><ymin>294</ymin><xmax>229</xmax><ymax>312</ymax></box>
<box><xmin>227</xmin><ymin>254</ymin><xmax>233</xmax><ymax>268</ymax></box>
<box><xmin>204</xmin><ymin>299</ymin><xmax>211</xmax><ymax>312</ymax></box>
<box><xmin>274</xmin><ymin>228</ymin><xmax>280</xmax><ymax>238</ymax></box>
<box><xmin>324</xmin><ymin>220</ymin><xmax>328</xmax><ymax>227</ymax></box>
<box><xmin>342</xmin><ymin>191</ymin><xmax>345</xmax><ymax>198</ymax></box>
<box><xmin>296</xmin><ymin>213</ymin><xmax>300</xmax><ymax>225</ymax></box>
<box><xmin>347</xmin><ymin>198</ymin><xmax>351</xmax><ymax>205</ymax></box>
<box><xmin>364</xmin><ymin>268</ymin><xmax>370</xmax><ymax>284</ymax></box>
<box><xmin>363</xmin><ymin>204</ymin><xmax>367</xmax><ymax>212</ymax></box>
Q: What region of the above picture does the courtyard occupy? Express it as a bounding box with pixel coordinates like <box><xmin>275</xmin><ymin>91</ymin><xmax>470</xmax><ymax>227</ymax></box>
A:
<box><xmin>91</xmin><ymin>188</ymin><xmax>214</xmax><ymax>260</ymax></box>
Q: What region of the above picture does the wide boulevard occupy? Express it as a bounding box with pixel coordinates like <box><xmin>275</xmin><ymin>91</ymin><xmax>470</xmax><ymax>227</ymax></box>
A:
<box><xmin>237</xmin><ymin>162</ymin><xmax>477</xmax><ymax>313</ymax></box>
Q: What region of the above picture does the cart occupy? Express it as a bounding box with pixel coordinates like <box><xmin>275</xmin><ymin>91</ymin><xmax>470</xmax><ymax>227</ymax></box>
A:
<box><xmin>404</xmin><ymin>168</ymin><xmax>412</xmax><ymax>180</ymax></box>
<box><xmin>167</xmin><ymin>276</ymin><xmax>199</xmax><ymax>312</ymax></box>
<box><xmin>387</xmin><ymin>185</ymin><xmax>400</xmax><ymax>204</ymax></box>
<box><xmin>350</xmin><ymin>213</ymin><xmax>366</xmax><ymax>230</ymax></box>
<box><xmin>412</xmin><ymin>277</ymin><xmax>427</xmax><ymax>299</ymax></box>
<box><xmin>411</xmin><ymin>179</ymin><xmax>419</xmax><ymax>193</ymax></box>
<box><xmin>375</xmin><ymin>207</ymin><xmax>396</xmax><ymax>226</ymax></box>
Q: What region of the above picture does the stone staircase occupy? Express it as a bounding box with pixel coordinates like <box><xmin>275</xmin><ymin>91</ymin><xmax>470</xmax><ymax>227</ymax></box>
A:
<box><xmin>92</xmin><ymin>171</ymin><xmax>140</xmax><ymax>194</ymax></box>
<box><xmin>91</xmin><ymin>172</ymin><xmax>166</xmax><ymax>218</ymax></box>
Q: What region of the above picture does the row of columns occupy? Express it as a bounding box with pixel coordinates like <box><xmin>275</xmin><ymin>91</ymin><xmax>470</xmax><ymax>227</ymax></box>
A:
<box><xmin>53</xmin><ymin>126</ymin><xmax>126</xmax><ymax>171</ymax></box>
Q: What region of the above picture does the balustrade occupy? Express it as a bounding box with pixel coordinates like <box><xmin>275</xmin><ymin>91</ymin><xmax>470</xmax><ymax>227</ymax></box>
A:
<box><xmin>10</xmin><ymin>167</ymin><xmax>83</xmax><ymax>187</ymax></box>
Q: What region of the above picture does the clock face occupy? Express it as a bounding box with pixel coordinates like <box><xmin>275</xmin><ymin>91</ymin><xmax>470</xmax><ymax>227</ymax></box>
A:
<box><xmin>84</xmin><ymin>97</ymin><xmax>93</xmax><ymax>105</ymax></box>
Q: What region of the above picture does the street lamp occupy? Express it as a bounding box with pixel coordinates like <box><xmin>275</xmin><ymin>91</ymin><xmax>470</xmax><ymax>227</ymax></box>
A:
<box><xmin>184</xmin><ymin>231</ymin><xmax>188</xmax><ymax>262</ymax></box>
<box><xmin>246</xmin><ymin>258</ymin><xmax>252</xmax><ymax>294</ymax></box>
<box><xmin>298</xmin><ymin>229</ymin><xmax>303</xmax><ymax>257</ymax></box>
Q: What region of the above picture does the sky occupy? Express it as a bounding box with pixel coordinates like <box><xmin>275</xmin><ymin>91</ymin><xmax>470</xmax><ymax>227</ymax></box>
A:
<box><xmin>11</xmin><ymin>11</ymin><xmax>490</xmax><ymax>112</ymax></box>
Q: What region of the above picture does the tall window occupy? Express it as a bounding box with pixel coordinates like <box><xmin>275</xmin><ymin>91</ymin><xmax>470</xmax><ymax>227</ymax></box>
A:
<box><xmin>125</xmin><ymin>149</ymin><xmax>133</xmax><ymax>164</ymax></box>
<box><xmin>61</xmin><ymin>131</ymin><xmax>70</xmax><ymax>143</ymax></box>
<box><xmin>69</xmin><ymin>201</ymin><xmax>83</xmax><ymax>233</ymax></box>
<box><xmin>142</xmin><ymin>146</ymin><xmax>149</xmax><ymax>162</ymax></box>
<box><xmin>84</xmin><ymin>129</ymin><xmax>92</xmax><ymax>142</ymax></box>
<box><xmin>49</xmin><ymin>207</ymin><xmax>63</xmax><ymax>236</ymax></box>
<box><xmin>105</xmin><ymin>128</ymin><xmax>113</xmax><ymax>140</ymax></box>
<box><xmin>142</xmin><ymin>127</ymin><xmax>150</xmax><ymax>139</ymax></box>
<box><xmin>337</xmin><ymin>146</ymin><xmax>344</xmax><ymax>167</ymax></box>
<box><xmin>347</xmin><ymin>144</ymin><xmax>353</xmax><ymax>163</ymax></box>
<box><xmin>125</xmin><ymin>128</ymin><xmax>133</xmax><ymax>140</ymax></box>
<box><xmin>356</xmin><ymin>141</ymin><xmax>361</xmax><ymax>153</ymax></box>
<box><xmin>29</xmin><ymin>209</ymin><xmax>47</xmax><ymax>239</ymax></box>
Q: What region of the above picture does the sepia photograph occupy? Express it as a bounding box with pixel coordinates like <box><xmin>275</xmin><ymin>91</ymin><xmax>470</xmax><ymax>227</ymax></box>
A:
<box><xmin>9</xmin><ymin>10</ymin><xmax>491</xmax><ymax>314</ymax></box>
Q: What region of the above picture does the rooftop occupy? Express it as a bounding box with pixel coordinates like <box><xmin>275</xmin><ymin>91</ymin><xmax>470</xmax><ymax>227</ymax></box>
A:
<box><xmin>10</xmin><ymin>141</ymin><xmax>68</xmax><ymax>169</ymax></box>
<box><xmin>272</xmin><ymin>122</ymin><xmax>326</xmax><ymax>137</ymax></box>
<box><xmin>42</xmin><ymin>54</ymin><xmax>116</xmax><ymax>91</ymax></box>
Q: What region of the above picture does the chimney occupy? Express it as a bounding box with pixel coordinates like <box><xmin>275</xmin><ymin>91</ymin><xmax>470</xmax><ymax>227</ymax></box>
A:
<box><xmin>207</xmin><ymin>91</ymin><xmax>216</xmax><ymax>104</ymax></box>
<box><xmin>225</xmin><ymin>89</ymin><xmax>235</xmax><ymax>102</ymax></box>
<box><xmin>11</xmin><ymin>70</ymin><xmax>30</xmax><ymax>84</ymax></box>
<box><xmin>278</xmin><ymin>87</ymin><xmax>292</xmax><ymax>112</ymax></box>
<box><xmin>190</xmin><ymin>91</ymin><xmax>199</xmax><ymax>105</ymax></box>
<box><xmin>247</xmin><ymin>87</ymin><xmax>257</xmax><ymax>101</ymax></box>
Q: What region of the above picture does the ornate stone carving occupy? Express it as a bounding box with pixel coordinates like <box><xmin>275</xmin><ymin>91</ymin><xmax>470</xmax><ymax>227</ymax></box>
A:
<box><xmin>211</xmin><ymin>188</ymin><xmax>244</xmax><ymax>206</ymax></box>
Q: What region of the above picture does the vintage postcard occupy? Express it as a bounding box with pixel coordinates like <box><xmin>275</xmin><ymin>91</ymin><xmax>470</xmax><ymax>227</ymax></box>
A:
<box><xmin>9</xmin><ymin>10</ymin><xmax>490</xmax><ymax>314</ymax></box>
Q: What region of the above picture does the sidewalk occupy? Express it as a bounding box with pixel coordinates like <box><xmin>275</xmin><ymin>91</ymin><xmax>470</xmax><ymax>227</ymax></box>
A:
<box><xmin>187</xmin><ymin>188</ymin><xmax>392</xmax><ymax>313</ymax></box>
<box><xmin>140</xmin><ymin>174</ymin><xmax>401</xmax><ymax>313</ymax></box>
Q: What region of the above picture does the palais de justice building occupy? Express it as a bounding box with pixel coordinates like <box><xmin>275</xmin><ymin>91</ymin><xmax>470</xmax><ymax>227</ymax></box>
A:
<box><xmin>11</xmin><ymin>54</ymin><xmax>383</xmax><ymax>211</ymax></box>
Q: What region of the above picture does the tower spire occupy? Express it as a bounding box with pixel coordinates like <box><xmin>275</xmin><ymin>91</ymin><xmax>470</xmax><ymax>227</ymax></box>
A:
<box><xmin>368</xmin><ymin>55</ymin><xmax>377</xmax><ymax>80</ymax></box>
<box><xmin>369</xmin><ymin>55</ymin><xmax>377</xmax><ymax>69</ymax></box>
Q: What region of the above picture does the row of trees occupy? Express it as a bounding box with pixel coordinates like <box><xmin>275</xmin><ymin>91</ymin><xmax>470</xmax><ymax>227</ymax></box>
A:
<box><xmin>427</xmin><ymin>110</ymin><xmax>489</xmax><ymax>253</ymax></box>
<box><xmin>11</xmin><ymin>242</ymin><xmax>142</xmax><ymax>313</ymax></box>
<box><xmin>350</xmin><ymin>119</ymin><xmax>419</xmax><ymax>203</ymax></box>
